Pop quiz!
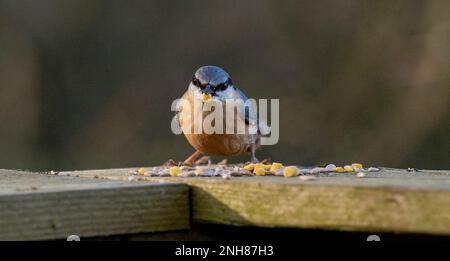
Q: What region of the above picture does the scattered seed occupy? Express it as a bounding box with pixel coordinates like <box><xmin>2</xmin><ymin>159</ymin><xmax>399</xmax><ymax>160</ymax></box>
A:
<box><xmin>195</xmin><ymin>167</ymin><xmax>214</xmax><ymax>177</ymax></box>
<box><xmin>310</xmin><ymin>167</ymin><xmax>328</xmax><ymax>174</ymax></box>
<box><xmin>180</xmin><ymin>171</ymin><xmax>196</xmax><ymax>177</ymax></box>
<box><xmin>333</xmin><ymin>167</ymin><xmax>344</xmax><ymax>173</ymax></box>
<box><xmin>243</xmin><ymin>163</ymin><xmax>255</xmax><ymax>171</ymax></box>
<box><xmin>128</xmin><ymin>176</ymin><xmax>137</xmax><ymax>181</ymax></box>
<box><xmin>344</xmin><ymin>165</ymin><xmax>354</xmax><ymax>172</ymax></box>
<box><xmin>254</xmin><ymin>163</ymin><xmax>271</xmax><ymax>170</ymax></box>
<box><xmin>275</xmin><ymin>168</ymin><xmax>285</xmax><ymax>176</ymax></box>
<box><xmin>253</xmin><ymin>166</ymin><xmax>266</xmax><ymax>176</ymax></box>
<box><xmin>299</xmin><ymin>168</ymin><xmax>311</xmax><ymax>175</ymax></box>
<box><xmin>270</xmin><ymin>162</ymin><xmax>283</xmax><ymax>172</ymax></box>
<box><xmin>221</xmin><ymin>171</ymin><xmax>232</xmax><ymax>179</ymax></box>
<box><xmin>352</xmin><ymin>163</ymin><xmax>363</xmax><ymax>170</ymax></box>
<box><xmin>356</xmin><ymin>172</ymin><xmax>366</xmax><ymax>178</ymax></box>
<box><xmin>137</xmin><ymin>168</ymin><xmax>146</xmax><ymax>175</ymax></box>
<box><xmin>169</xmin><ymin>166</ymin><xmax>181</xmax><ymax>177</ymax></box>
<box><xmin>325</xmin><ymin>164</ymin><xmax>337</xmax><ymax>171</ymax></box>
<box><xmin>368</xmin><ymin>167</ymin><xmax>380</xmax><ymax>172</ymax></box>
<box><xmin>284</xmin><ymin>166</ymin><xmax>299</xmax><ymax>177</ymax></box>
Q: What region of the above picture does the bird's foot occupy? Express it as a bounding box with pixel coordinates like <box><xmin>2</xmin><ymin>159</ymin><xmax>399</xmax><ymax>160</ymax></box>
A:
<box><xmin>183</xmin><ymin>150</ymin><xmax>203</xmax><ymax>166</ymax></box>
<box><xmin>194</xmin><ymin>156</ymin><xmax>211</xmax><ymax>166</ymax></box>
<box><xmin>250</xmin><ymin>156</ymin><xmax>259</xmax><ymax>164</ymax></box>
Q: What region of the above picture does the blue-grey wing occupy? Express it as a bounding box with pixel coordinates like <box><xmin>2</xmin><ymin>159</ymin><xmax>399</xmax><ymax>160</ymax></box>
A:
<box><xmin>235</xmin><ymin>86</ymin><xmax>271</xmax><ymax>136</ymax></box>
<box><xmin>234</xmin><ymin>86</ymin><xmax>257</xmax><ymax>126</ymax></box>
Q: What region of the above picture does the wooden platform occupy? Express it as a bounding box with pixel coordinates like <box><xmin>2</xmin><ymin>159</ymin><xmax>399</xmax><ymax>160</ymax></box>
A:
<box><xmin>0</xmin><ymin>169</ymin><xmax>189</xmax><ymax>240</ymax></box>
<box><xmin>1</xmin><ymin>167</ymin><xmax>449</xmax><ymax>240</ymax></box>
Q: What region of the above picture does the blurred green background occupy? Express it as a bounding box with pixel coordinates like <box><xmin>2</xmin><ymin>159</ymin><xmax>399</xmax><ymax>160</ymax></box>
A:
<box><xmin>0</xmin><ymin>0</ymin><xmax>449</xmax><ymax>171</ymax></box>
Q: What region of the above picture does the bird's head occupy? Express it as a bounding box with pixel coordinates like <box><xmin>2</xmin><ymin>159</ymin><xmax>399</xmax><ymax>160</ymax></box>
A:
<box><xmin>191</xmin><ymin>65</ymin><xmax>234</xmax><ymax>102</ymax></box>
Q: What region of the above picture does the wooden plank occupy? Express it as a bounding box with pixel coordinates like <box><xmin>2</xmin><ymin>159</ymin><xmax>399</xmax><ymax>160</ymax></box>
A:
<box><xmin>61</xmin><ymin>167</ymin><xmax>450</xmax><ymax>235</ymax></box>
<box><xmin>0</xmin><ymin>169</ymin><xmax>189</xmax><ymax>240</ymax></box>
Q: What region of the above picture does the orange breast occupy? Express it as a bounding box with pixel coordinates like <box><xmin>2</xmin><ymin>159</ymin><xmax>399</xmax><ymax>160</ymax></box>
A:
<box><xmin>179</xmin><ymin>89</ymin><xmax>258</xmax><ymax>156</ymax></box>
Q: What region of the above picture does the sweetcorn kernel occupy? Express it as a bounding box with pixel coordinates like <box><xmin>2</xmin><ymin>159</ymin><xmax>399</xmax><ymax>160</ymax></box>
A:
<box><xmin>352</xmin><ymin>163</ymin><xmax>363</xmax><ymax>170</ymax></box>
<box><xmin>243</xmin><ymin>163</ymin><xmax>255</xmax><ymax>171</ymax></box>
<box><xmin>169</xmin><ymin>166</ymin><xmax>181</xmax><ymax>177</ymax></box>
<box><xmin>284</xmin><ymin>166</ymin><xmax>299</xmax><ymax>177</ymax></box>
<box><xmin>270</xmin><ymin>162</ymin><xmax>283</xmax><ymax>172</ymax></box>
<box><xmin>253</xmin><ymin>166</ymin><xmax>266</xmax><ymax>176</ymax></box>
<box><xmin>344</xmin><ymin>165</ymin><xmax>354</xmax><ymax>172</ymax></box>
<box><xmin>137</xmin><ymin>168</ymin><xmax>146</xmax><ymax>175</ymax></box>
<box><xmin>334</xmin><ymin>167</ymin><xmax>344</xmax><ymax>173</ymax></box>
<box><xmin>263</xmin><ymin>164</ymin><xmax>272</xmax><ymax>170</ymax></box>
<box><xmin>255</xmin><ymin>163</ymin><xmax>271</xmax><ymax>170</ymax></box>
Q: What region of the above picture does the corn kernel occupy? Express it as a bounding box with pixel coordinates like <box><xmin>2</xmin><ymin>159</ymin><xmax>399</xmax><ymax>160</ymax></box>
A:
<box><xmin>344</xmin><ymin>165</ymin><xmax>354</xmax><ymax>172</ymax></box>
<box><xmin>137</xmin><ymin>168</ymin><xmax>146</xmax><ymax>175</ymax></box>
<box><xmin>334</xmin><ymin>167</ymin><xmax>344</xmax><ymax>173</ymax></box>
<box><xmin>284</xmin><ymin>166</ymin><xmax>299</xmax><ymax>177</ymax></box>
<box><xmin>255</xmin><ymin>163</ymin><xmax>271</xmax><ymax>170</ymax></box>
<box><xmin>201</xmin><ymin>93</ymin><xmax>212</xmax><ymax>102</ymax></box>
<box><xmin>270</xmin><ymin>162</ymin><xmax>283</xmax><ymax>172</ymax></box>
<box><xmin>169</xmin><ymin>166</ymin><xmax>181</xmax><ymax>177</ymax></box>
<box><xmin>253</xmin><ymin>166</ymin><xmax>266</xmax><ymax>176</ymax></box>
<box><xmin>352</xmin><ymin>163</ymin><xmax>363</xmax><ymax>170</ymax></box>
<box><xmin>243</xmin><ymin>163</ymin><xmax>255</xmax><ymax>171</ymax></box>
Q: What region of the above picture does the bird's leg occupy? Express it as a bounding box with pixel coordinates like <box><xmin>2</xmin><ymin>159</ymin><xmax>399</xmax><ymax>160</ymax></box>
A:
<box><xmin>250</xmin><ymin>143</ymin><xmax>259</xmax><ymax>163</ymax></box>
<box><xmin>183</xmin><ymin>150</ymin><xmax>203</xmax><ymax>166</ymax></box>
<box><xmin>194</xmin><ymin>155</ymin><xmax>211</xmax><ymax>166</ymax></box>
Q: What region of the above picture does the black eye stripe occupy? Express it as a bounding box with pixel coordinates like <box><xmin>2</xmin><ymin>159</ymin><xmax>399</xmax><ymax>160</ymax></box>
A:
<box><xmin>192</xmin><ymin>75</ymin><xmax>204</xmax><ymax>88</ymax></box>
<box><xmin>226</xmin><ymin>77</ymin><xmax>232</xmax><ymax>86</ymax></box>
<box><xmin>215</xmin><ymin>83</ymin><xmax>227</xmax><ymax>91</ymax></box>
<box><xmin>214</xmin><ymin>78</ymin><xmax>232</xmax><ymax>91</ymax></box>
<box><xmin>192</xmin><ymin>76</ymin><xmax>233</xmax><ymax>92</ymax></box>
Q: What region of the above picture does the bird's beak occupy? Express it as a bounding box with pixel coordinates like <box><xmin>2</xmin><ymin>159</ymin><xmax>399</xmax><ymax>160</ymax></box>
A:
<box><xmin>201</xmin><ymin>93</ymin><xmax>212</xmax><ymax>102</ymax></box>
<box><xmin>201</xmin><ymin>84</ymin><xmax>214</xmax><ymax>102</ymax></box>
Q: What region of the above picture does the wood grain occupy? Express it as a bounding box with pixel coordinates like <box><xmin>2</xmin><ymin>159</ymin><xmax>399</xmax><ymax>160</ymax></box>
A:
<box><xmin>61</xmin><ymin>167</ymin><xmax>450</xmax><ymax>235</ymax></box>
<box><xmin>0</xmin><ymin>169</ymin><xmax>189</xmax><ymax>240</ymax></box>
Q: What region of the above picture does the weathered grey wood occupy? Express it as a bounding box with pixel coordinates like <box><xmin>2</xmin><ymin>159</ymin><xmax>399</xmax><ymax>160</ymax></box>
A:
<box><xmin>61</xmin><ymin>167</ymin><xmax>450</xmax><ymax>235</ymax></box>
<box><xmin>0</xmin><ymin>169</ymin><xmax>189</xmax><ymax>240</ymax></box>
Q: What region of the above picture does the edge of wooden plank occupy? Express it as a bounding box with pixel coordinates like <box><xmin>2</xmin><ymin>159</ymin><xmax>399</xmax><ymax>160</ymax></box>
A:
<box><xmin>0</xmin><ymin>178</ymin><xmax>190</xmax><ymax>240</ymax></box>
<box><xmin>184</xmin><ymin>179</ymin><xmax>450</xmax><ymax>235</ymax></box>
<box><xmin>58</xmin><ymin>167</ymin><xmax>450</xmax><ymax>235</ymax></box>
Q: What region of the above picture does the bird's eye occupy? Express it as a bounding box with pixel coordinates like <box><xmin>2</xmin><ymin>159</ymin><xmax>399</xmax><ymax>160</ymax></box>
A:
<box><xmin>192</xmin><ymin>75</ymin><xmax>202</xmax><ymax>87</ymax></box>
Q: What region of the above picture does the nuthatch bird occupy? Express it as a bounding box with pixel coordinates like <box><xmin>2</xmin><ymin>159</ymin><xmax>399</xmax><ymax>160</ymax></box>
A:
<box><xmin>175</xmin><ymin>65</ymin><xmax>269</xmax><ymax>165</ymax></box>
